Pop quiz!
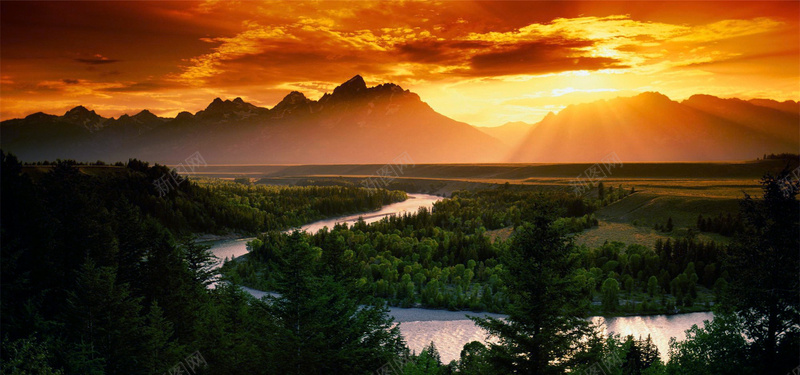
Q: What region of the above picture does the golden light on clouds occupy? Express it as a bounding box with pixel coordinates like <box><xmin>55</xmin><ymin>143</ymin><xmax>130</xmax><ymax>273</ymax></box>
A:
<box><xmin>1</xmin><ymin>1</ymin><xmax>797</xmax><ymax>126</ymax></box>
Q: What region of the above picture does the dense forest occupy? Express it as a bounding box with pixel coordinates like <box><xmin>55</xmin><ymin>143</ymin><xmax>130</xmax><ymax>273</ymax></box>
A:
<box><xmin>0</xmin><ymin>152</ymin><xmax>407</xmax><ymax>374</ymax></box>
<box><xmin>226</xmin><ymin>186</ymin><xmax>723</xmax><ymax>316</ymax></box>
<box><xmin>2</xmin><ymin>151</ymin><xmax>798</xmax><ymax>374</ymax></box>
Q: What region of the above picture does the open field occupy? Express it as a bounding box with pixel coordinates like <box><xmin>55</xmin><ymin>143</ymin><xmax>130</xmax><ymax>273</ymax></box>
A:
<box><xmin>183</xmin><ymin>159</ymin><xmax>790</xmax><ymax>196</ymax></box>
<box><xmin>185</xmin><ymin>159</ymin><xmax>792</xmax><ymax>180</ymax></box>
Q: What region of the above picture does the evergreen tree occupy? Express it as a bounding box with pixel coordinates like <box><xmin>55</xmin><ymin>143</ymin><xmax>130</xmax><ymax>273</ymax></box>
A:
<box><xmin>472</xmin><ymin>218</ymin><xmax>593</xmax><ymax>374</ymax></box>
<box><xmin>723</xmin><ymin>170</ymin><xmax>800</xmax><ymax>373</ymax></box>
<box><xmin>647</xmin><ymin>276</ymin><xmax>659</xmax><ymax>297</ymax></box>
<box><xmin>621</xmin><ymin>335</ymin><xmax>660</xmax><ymax>375</ymax></box>
<box><xmin>403</xmin><ymin>342</ymin><xmax>445</xmax><ymax>375</ymax></box>
<box><xmin>180</xmin><ymin>236</ymin><xmax>219</xmax><ymax>287</ymax></box>
<box><xmin>456</xmin><ymin>341</ymin><xmax>495</xmax><ymax>375</ymax></box>
<box><xmin>64</xmin><ymin>261</ymin><xmax>148</xmax><ymax>375</ymax></box>
<box><xmin>195</xmin><ymin>283</ymin><xmax>267</xmax><ymax>374</ymax></box>
<box><xmin>601</xmin><ymin>278</ymin><xmax>620</xmax><ymax>312</ymax></box>
<box><xmin>665</xmin><ymin>314</ymin><xmax>751</xmax><ymax>374</ymax></box>
<box><xmin>266</xmin><ymin>231</ymin><xmax>405</xmax><ymax>374</ymax></box>
<box><xmin>0</xmin><ymin>335</ymin><xmax>65</xmax><ymax>375</ymax></box>
<box><xmin>140</xmin><ymin>302</ymin><xmax>183</xmax><ymax>375</ymax></box>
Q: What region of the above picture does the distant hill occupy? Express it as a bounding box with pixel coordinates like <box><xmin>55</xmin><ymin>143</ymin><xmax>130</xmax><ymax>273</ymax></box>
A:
<box><xmin>0</xmin><ymin>75</ymin><xmax>504</xmax><ymax>164</ymax></box>
<box><xmin>747</xmin><ymin>99</ymin><xmax>800</xmax><ymax>114</ymax></box>
<box><xmin>475</xmin><ymin>121</ymin><xmax>535</xmax><ymax>149</ymax></box>
<box><xmin>511</xmin><ymin>92</ymin><xmax>799</xmax><ymax>162</ymax></box>
<box><xmin>2</xmin><ymin>78</ymin><xmax>797</xmax><ymax>164</ymax></box>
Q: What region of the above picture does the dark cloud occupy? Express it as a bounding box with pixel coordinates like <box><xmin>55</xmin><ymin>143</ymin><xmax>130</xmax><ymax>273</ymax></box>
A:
<box><xmin>467</xmin><ymin>40</ymin><xmax>627</xmax><ymax>76</ymax></box>
<box><xmin>680</xmin><ymin>49</ymin><xmax>800</xmax><ymax>69</ymax></box>
<box><xmin>62</xmin><ymin>78</ymin><xmax>79</xmax><ymax>84</ymax></box>
<box><xmin>396</xmin><ymin>40</ymin><xmax>488</xmax><ymax>64</ymax></box>
<box><xmin>75</xmin><ymin>57</ymin><xmax>119</xmax><ymax>65</ymax></box>
<box><xmin>394</xmin><ymin>38</ymin><xmax>628</xmax><ymax>77</ymax></box>
<box><xmin>100</xmin><ymin>81</ymin><xmax>169</xmax><ymax>93</ymax></box>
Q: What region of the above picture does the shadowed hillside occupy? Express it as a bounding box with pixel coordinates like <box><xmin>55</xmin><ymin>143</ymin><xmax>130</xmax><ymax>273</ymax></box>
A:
<box><xmin>511</xmin><ymin>92</ymin><xmax>799</xmax><ymax>162</ymax></box>
<box><xmin>1</xmin><ymin>76</ymin><xmax>504</xmax><ymax>164</ymax></box>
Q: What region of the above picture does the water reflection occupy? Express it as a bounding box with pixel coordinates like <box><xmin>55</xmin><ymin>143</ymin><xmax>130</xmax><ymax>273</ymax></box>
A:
<box><xmin>591</xmin><ymin>312</ymin><xmax>713</xmax><ymax>361</ymax></box>
<box><xmin>206</xmin><ymin>193</ymin><xmax>442</xmax><ymax>264</ymax></box>
<box><xmin>399</xmin><ymin>312</ymin><xmax>713</xmax><ymax>364</ymax></box>
<box><xmin>297</xmin><ymin>193</ymin><xmax>442</xmax><ymax>234</ymax></box>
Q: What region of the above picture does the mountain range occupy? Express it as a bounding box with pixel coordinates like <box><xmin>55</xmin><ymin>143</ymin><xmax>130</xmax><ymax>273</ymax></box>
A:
<box><xmin>2</xmin><ymin>75</ymin><xmax>797</xmax><ymax>164</ymax></box>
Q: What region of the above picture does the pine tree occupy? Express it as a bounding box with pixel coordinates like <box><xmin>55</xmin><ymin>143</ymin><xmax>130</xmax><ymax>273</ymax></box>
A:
<box><xmin>140</xmin><ymin>302</ymin><xmax>183</xmax><ymax>375</ymax></box>
<box><xmin>601</xmin><ymin>278</ymin><xmax>620</xmax><ymax>312</ymax></box>
<box><xmin>65</xmin><ymin>260</ymin><xmax>148</xmax><ymax>375</ymax></box>
<box><xmin>180</xmin><ymin>235</ymin><xmax>218</xmax><ymax>287</ymax></box>
<box><xmin>598</xmin><ymin>182</ymin><xmax>605</xmax><ymax>200</ymax></box>
<box><xmin>472</xmin><ymin>218</ymin><xmax>593</xmax><ymax>374</ymax></box>
<box><xmin>647</xmin><ymin>276</ymin><xmax>659</xmax><ymax>297</ymax></box>
<box><xmin>266</xmin><ymin>231</ymin><xmax>405</xmax><ymax>374</ymax></box>
<box><xmin>1</xmin><ymin>336</ymin><xmax>65</xmax><ymax>375</ymax></box>
<box><xmin>404</xmin><ymin>342</ymin><xmax>445</xmax><ymax>375</ymax></box>
<box><xmin>723</xmin><ymin>170</ymin><xmax>800</xmax><ymax>373</ymax></box>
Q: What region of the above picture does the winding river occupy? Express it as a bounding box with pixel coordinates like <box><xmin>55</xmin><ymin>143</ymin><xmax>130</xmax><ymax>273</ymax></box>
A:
<box><xmin>205</xmin><ymin>193</ymin><xmax>712</xmax><ymax>363</ymax></box>
<box><xmin>206</xmin><ymin>193</ymin><xmax>442</xmax><ymax>263</ymax></box>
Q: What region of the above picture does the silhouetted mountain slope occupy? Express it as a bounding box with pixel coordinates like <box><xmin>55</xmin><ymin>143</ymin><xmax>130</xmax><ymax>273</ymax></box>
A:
<box><xmin>511</xmin><ymin>92</ymin><xmax>799</xmax><ymax>162</ymax></box>
<box><xmin>683</xmin><ymin>95</ymin><xmax>799</xmax><ymax>142</ymax></box>
<box><xmin>1</xmin><ymin>75</ymin><xmax>504</xmax><ymax>163</ymax></box>
<box><xmin>476</xmin><ymin>121</ymin><xmax>535</xmax><ymax>149</ymax></box>
<box><xmin>747</xmin><ymin>99</ymin><xmax>800</xmax><ymax>115</ymax></box>
<box><xmin>2</xmin><ymin>80</ymin><xmax>796</xmax><ymax>163</ymax></box>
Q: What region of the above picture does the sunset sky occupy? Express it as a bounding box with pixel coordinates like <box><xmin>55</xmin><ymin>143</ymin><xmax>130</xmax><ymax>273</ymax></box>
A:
<box><xmin>1</xmin><ymin>1</ymin><xmax>798</xmax><ymax>126</ymax></box>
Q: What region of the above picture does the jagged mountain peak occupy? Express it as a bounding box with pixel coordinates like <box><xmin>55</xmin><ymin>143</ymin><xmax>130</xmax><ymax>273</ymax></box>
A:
<box><xmin>197</xmin><ymin>96</ymin><xmax>267</xmax><ymax>120</ymax></box>
<box><xmin>64</xmin><ymin>105</ymin><xmax>97</xmax><ymax>117</ymax></box>
<box><xmin>25</xmin><ymin>112</ymin><xmax>58</xmax><ymax>121</ymax></box>
<box><xmin>748</xmin><ymin>98</ymin><xmax>800</xmax><ymax>114</ymax></box>
<box><xmin>344</xmin><ymin>74</ymin><xmax>366</xmax><ymax>88</ymax></box>
<box><xmin>271</xmin><ymin>91</ymin><xmax>312</xmax><ymax>117</ymax></box>
<box><xmin>331</xmin><ymin>75</ymin><xmax>368</xmax><ymax>99</ymax></box>
<box><xmin>132</xmin><ymin>109</ymin><xmax>159</xmax><ymax>122</ymax></box>
<box><xmin>204</xmin><ymin>97</ymin><xmax>226</xmax><ymax>111</ymax></box>
<box><xmin>61</xmin><ymin>105</ymin><xmax>107</xmax><ymax>131</ymax></box>
<box><xmin>175</xmin><ymin>111</ymin><xmax>194</xmax><ymax>121</ymax></box>
<box><xmin>631</xmin><ymin>91</ymin><xmax>672</xmax><ymax>103</ymax></box>
<box><xmin>281</xmin><ymin>91</ymin><xmax>307</xmax><ymax>103</ymax></box>
<box><xmin>205</xmin><ymin>97</ymin><xmax>257</xmax><ymax>109</ymax></box>
<box><xmin>683</xmin><ymin>94</ymin><xmax>748</xmax><ymax>106</ymax></box>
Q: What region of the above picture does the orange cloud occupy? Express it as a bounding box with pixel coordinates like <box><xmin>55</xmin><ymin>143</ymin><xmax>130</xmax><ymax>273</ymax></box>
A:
<box><xmin>0</xmin><ymin>1</ymin><xmax>797</xmax><ymax>126</ymax></box>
